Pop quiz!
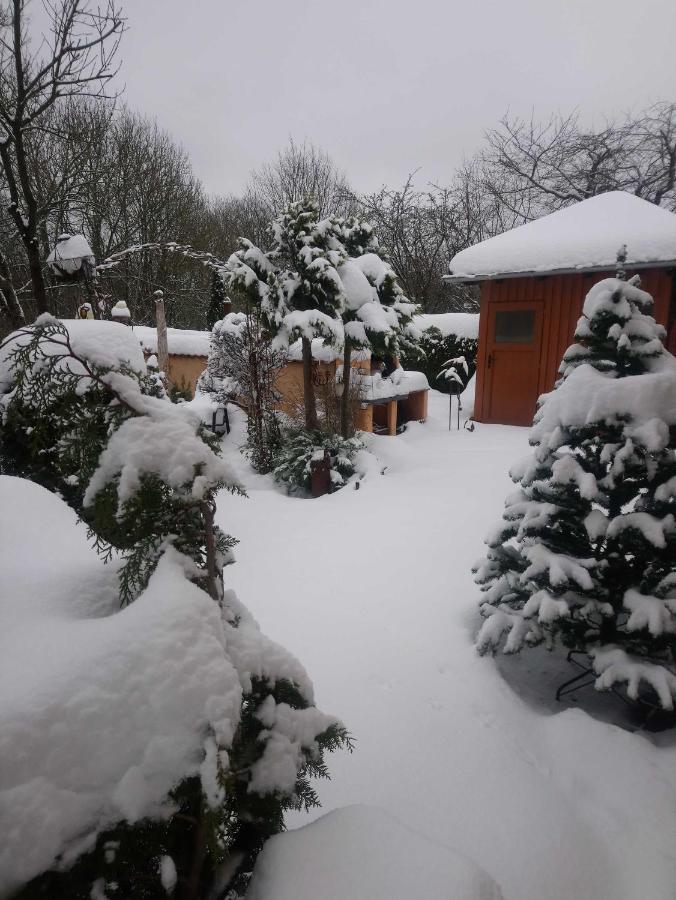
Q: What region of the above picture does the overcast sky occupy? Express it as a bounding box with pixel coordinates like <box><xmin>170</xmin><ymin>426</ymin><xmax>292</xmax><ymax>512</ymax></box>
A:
<box><xmin>119</xmin><ymin>0</ymin><xmax>676</xmax><ymax>198</ymax></box>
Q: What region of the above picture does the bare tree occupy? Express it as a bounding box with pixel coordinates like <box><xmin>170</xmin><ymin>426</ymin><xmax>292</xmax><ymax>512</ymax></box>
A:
<box><xmin>357</xmin><ymin>175</ymin><xmax>477</xmax><ymax>313</ymax></box>
<box><xmin>0</xmin><ymin>0</ymin><xmax>124</xmax><ymax>316</ymax></box>
<box><xmin>480</xmin><ymin>105</ymin><xmax>676</xmax><ymax>221</ymax></box>
<box><xmin>246</xmin><ymin>138</ymin><xmax>354</xmax><ymax>228</ymax></box>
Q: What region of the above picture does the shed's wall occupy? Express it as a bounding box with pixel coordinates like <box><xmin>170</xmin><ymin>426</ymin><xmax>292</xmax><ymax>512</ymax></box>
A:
<box><xmin>475</xmin><ymin>267</ymin><xmax>675</xmax><ymax>424</ymax></box>
<box><xmin>166</xmin><ymin>354</ymin><xmax>207</xmax><ymax>396</ymax></box>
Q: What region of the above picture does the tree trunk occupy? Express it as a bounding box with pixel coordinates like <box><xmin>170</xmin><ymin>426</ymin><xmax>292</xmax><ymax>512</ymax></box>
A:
<box><xmin>0</xmin><ymin>141</ymin><xmax>49</xmax><ymax>315</ymax></box>
<box><xmin>0</xmin><ymin>246</ymin><xmax>25</xmax><ymax>329</ymax></box>
<box><xmin>155</xmin><ymin>291</ymin><xmax>169</xmax><ymax>375</ymax></box>
<box><xmin>301</xmin><ymin>335</ymin><xmax>318</xmax><ymax>429</ymax></box>
<box><xmin>340</xmin><ymin>340</ymin><xmax>352</xmax><ymax>438</ymax></box>
<box><xmin>26</xmin><ymin>237</ymin><xmax>48</xmax><ymax>314</ymax></box>
<box><xmin>200</xmin><ymin>500</ymin><xmax>220</xmax><ymax>604</ymax></box>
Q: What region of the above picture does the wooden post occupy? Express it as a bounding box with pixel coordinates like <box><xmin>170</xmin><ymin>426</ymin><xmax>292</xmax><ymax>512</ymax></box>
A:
<box><xmin>154</xmin><ymin>290</ymin><xmax>169</xmax><ymax>379</ymax></box>
<box><xmin>387</xmin><ymin>399</ymin><xmax>397</xmax><ymax>436</ymax></box>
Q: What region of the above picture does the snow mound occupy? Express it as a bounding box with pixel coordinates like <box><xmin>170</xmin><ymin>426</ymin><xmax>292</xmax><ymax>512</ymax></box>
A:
<box><xmin>448</xmin><ymin>192</ymin><xmax>676</xmax><ymax>280</ymax></box>
<box><xmin>0</xmin><ymin>476</ymin><xmax>242</xmax><ymax>893</ymax></box>
<box><xmin>247</xmin><ymin>805</ymin><xmax>503</xmax><ymax>900</ymax></box>
<box><xmin>413</xmin><ymin>312</ymin><xmax>479</xmax><ymax>339</ymax></box>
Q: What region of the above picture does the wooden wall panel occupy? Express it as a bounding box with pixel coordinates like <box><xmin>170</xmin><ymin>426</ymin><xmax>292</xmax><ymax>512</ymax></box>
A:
<box><xmin>475</xmin><ymin>266</ymin><xmax>674</xmax><ymax>424</ymax></box>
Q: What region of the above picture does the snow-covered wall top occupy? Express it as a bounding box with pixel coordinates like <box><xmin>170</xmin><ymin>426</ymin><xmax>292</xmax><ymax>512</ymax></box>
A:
<box><xmin>448</xmin><ymin>192</ymin><xmax>676</xmax><ymax>281</ymax></box>
<box><xmin>132</xmin><ymin>326</ymin><xmax>211</xmax><ymax>358</ymax></box>
<box><xmin>413</xmin><ymin>313</ymin><xmax>479</xmax><ymax>339</ymax></box>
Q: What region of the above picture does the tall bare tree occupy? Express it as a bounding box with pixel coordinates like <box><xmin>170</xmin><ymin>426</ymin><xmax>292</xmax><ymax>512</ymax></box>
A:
<box><xmin>0</xmin><ymin>0</ymin><xmax>123</xmax><ymax>318</ymax></box>
<box><xmin>357</xmin><ymin>175</ymin><xmax>478</xmax><ymax>313</ymax></box>
<box><xmin>246</xmin><ymin>138</ymin><xmax>354</xmax><ymax>230</ymax></box>
<box><xmin>479</xmin><ymin>104</ymin><xmax>676</xmax><ymax>221</ymax></box>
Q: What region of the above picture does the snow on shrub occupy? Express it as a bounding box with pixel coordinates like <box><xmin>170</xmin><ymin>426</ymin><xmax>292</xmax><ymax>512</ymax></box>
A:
<box><xmin>0</xmin><ymin>318</ymin><xmax>352</xmax><ymax>897</ymax></box>
<box><xmin>474</xmin><ymin>275</ymin><xmax>676</xmax><ymax>710</ymax></box>
<box><xmin>198</xmin><ymin>310</ymin><xmax>284</xmax><ymax>473</ymax></box>
<box><xmin>272</xmin><ymin>428</ymin><xmax>363</xmax><ymax>495</ymax></box>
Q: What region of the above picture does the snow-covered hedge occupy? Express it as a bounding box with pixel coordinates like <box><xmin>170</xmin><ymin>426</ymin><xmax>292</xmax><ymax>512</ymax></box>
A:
<box><xmin>400</xmin><ymin>323</ymin><xmax>477</xmax><ymax>395</ymax></box>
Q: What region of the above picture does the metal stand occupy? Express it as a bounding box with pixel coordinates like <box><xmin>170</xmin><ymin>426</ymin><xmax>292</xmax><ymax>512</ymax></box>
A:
<box><xmin>555</xmin><ymin>651</ymin><xmax>595</xmax><ymax>700</ymax></box>
<box><xmin>448</xmin><ymin>392</ymin><xmax>463</xmax><ymax>430</ymax></box>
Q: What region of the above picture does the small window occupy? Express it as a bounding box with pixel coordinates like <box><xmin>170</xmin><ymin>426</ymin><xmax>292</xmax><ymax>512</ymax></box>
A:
<box><xmin>494</xmin><ymin>309</ymin><xmax>535</xmax><ymax>343</ymax></box>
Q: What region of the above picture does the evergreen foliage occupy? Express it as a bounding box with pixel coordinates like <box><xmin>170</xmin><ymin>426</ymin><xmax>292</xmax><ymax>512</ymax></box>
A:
<box><xmin>0</xmin><ymin>317</ymin><xmax>237</xmax><ymax>604</ymax></box>
<box><xmin>0</xmin><ymin>318</ymin><xmax>352</xmax><ymax>895</ymax></box>
<box><xmin>224</xmin><ymin>198</ymin><xmax>417</xmax><ymax>438</ymax></box>
<box><xmin>207</xmin><ymin>269</ymin><xmax>228</xmax><ymax>329</ymax></box>
<box><xmin>226</xmin><ymin>197</ymin><xmax>347</xmax><ymax>430</ymax></box>
<box><xmin>474</xmin><ymin>275</ymin><xmax>676</xmax><ymax>710</ymax></box>
<box><xmin>400</xmin><ymin>325</ymin><xmax>477</xmax><ymax>394</ymax></box>
<box><xmin>272</xmin><ymin>427</ymin><xmax>363</xmax><ymax>495</ymax></box>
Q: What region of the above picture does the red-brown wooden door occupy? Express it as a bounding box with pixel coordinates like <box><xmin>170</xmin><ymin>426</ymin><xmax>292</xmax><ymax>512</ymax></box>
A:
<box><xmin>483</xmin><ymin>301</ymin><xmax>543</xmax><ymax>426</ymax></box>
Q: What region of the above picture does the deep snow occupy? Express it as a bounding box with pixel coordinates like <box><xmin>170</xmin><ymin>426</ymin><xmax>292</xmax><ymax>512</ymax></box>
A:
<box><xmin>217</xmin><ymin>391</ymin><xmax>676</xmax><ymax>900</ymax></box>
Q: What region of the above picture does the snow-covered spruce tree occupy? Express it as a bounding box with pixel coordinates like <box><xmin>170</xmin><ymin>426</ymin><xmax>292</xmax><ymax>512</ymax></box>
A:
<box><xmin>1</xmin><ymin>318</ymin><xmax>352</xmax><ymax>897</ymax></box>
<box><xmin>226</xmin><ymin>197</ymin><xmax>345</xmax><ymax>429</ymax></box>
<box><xmin>336</xmin><ymin>218</ymin><xmax>417</xmax><ymax>437</ymax></box>
<box><xmin>474</xmin><ymin>275</ymin><xmax>676</xmax><ymax>710</ymax></box>
<box><xmin>207</xmin><ymin>268</ymin><xmax>228</xmax><ymax>329</ymax></box>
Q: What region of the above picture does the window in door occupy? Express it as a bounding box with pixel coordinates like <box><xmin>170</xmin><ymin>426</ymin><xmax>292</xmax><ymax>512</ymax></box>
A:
<box><xmin>494</xmin><ymin>309</ymin><xmax>535</xmax><ymax>343</ymax></box>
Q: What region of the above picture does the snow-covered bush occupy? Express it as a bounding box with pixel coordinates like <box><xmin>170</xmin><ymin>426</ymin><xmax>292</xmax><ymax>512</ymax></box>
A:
<box><xmin>199</xmin><ymin>310</ymin><xmax>284</xmax><ymax>473</ymax></box>
<box><xmin>474</xmin><ymin>276</ymin><xmax>676</xmax><ymax>711</ymax></box>
<box><xmin>272</xmin><ymin>428</ymin><xmax>363</xmax><ymax>495</ymax></box>
<box><xmin>0</xmin><ymin>316</ymin><xmax>236</xmax><ymax>603</ymax></box>
<box><xmin>400</xmin><ymin>325</ymin><xmax>477</xmax><ymax>394</ymax></box>
<box><xmin>0</xmin><ymin>318</ymin><xmax>352</xmax><ymax>896</ymax></box>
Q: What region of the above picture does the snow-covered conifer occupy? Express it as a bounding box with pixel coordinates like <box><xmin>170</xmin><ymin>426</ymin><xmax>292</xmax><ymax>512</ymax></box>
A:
<box><xmin>226</xmin><ymin>198</ymin><xmax>346</xmax><ymax>429</ymax></box>
<box><xmin>336</xmin><ymin>218</ymin><xmax>416</xmax><ymax>435</ymax></box>
<box><xmin>0</xmin><ymin>317</ymin><xmax>352</xmax><ymax>896</ymax></box>
<box><xmin>474</xmin><ymin>275</ymin><xmax>676</xmax><ymax>709</ymax></box>
<box><xmin>207</xmin><ymin>268</ymin><xmax>228</xmax><ymax>329</ymax></box>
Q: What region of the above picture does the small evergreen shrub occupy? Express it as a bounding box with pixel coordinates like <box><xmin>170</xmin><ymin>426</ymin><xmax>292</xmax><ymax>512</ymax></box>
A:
<box><xmin>272</xmin><ymin>428</ymin><xmax>363</xmax><ymax>495</ymax></box>
<box><xmin>400</xmin><ymin>325</ymin><xmax>477</xmax><ymax>393</ymax></box>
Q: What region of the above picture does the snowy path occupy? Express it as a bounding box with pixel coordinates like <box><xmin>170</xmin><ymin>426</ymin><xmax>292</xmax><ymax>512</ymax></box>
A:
<box><xmin>217</xmin><ymin>392</ymin><xmax>676</xmax><ymax>900</ymax></box>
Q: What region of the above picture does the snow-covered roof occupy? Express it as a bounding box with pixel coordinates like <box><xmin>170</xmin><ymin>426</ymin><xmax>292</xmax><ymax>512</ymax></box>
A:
<box><xmin>413</xmin><ymin>313</ymin><xmax>479</xmax><ymax>339</ymax></box>
<box><xmin>446</xmin><ymin>192</ymin><xmax>676</xmax><ymax>282</ymax></box>
<box><xmin>132</xmin><ymin>326</ymin><xmax>211</xmax><ymax>358</ymax></box>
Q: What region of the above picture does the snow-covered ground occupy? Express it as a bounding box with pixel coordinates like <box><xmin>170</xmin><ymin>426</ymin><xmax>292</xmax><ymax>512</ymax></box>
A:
<box><xmin>217</xmin><ymin>390</ymin><xmax>676</xmax><ymax>900</ymax></box>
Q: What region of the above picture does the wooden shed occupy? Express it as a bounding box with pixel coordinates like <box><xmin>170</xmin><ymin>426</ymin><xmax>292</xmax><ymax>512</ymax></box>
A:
<box><xmin>446</xmin><ymin>192</ymin><xmax>676</xmax><ymax>426</ymax></box>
